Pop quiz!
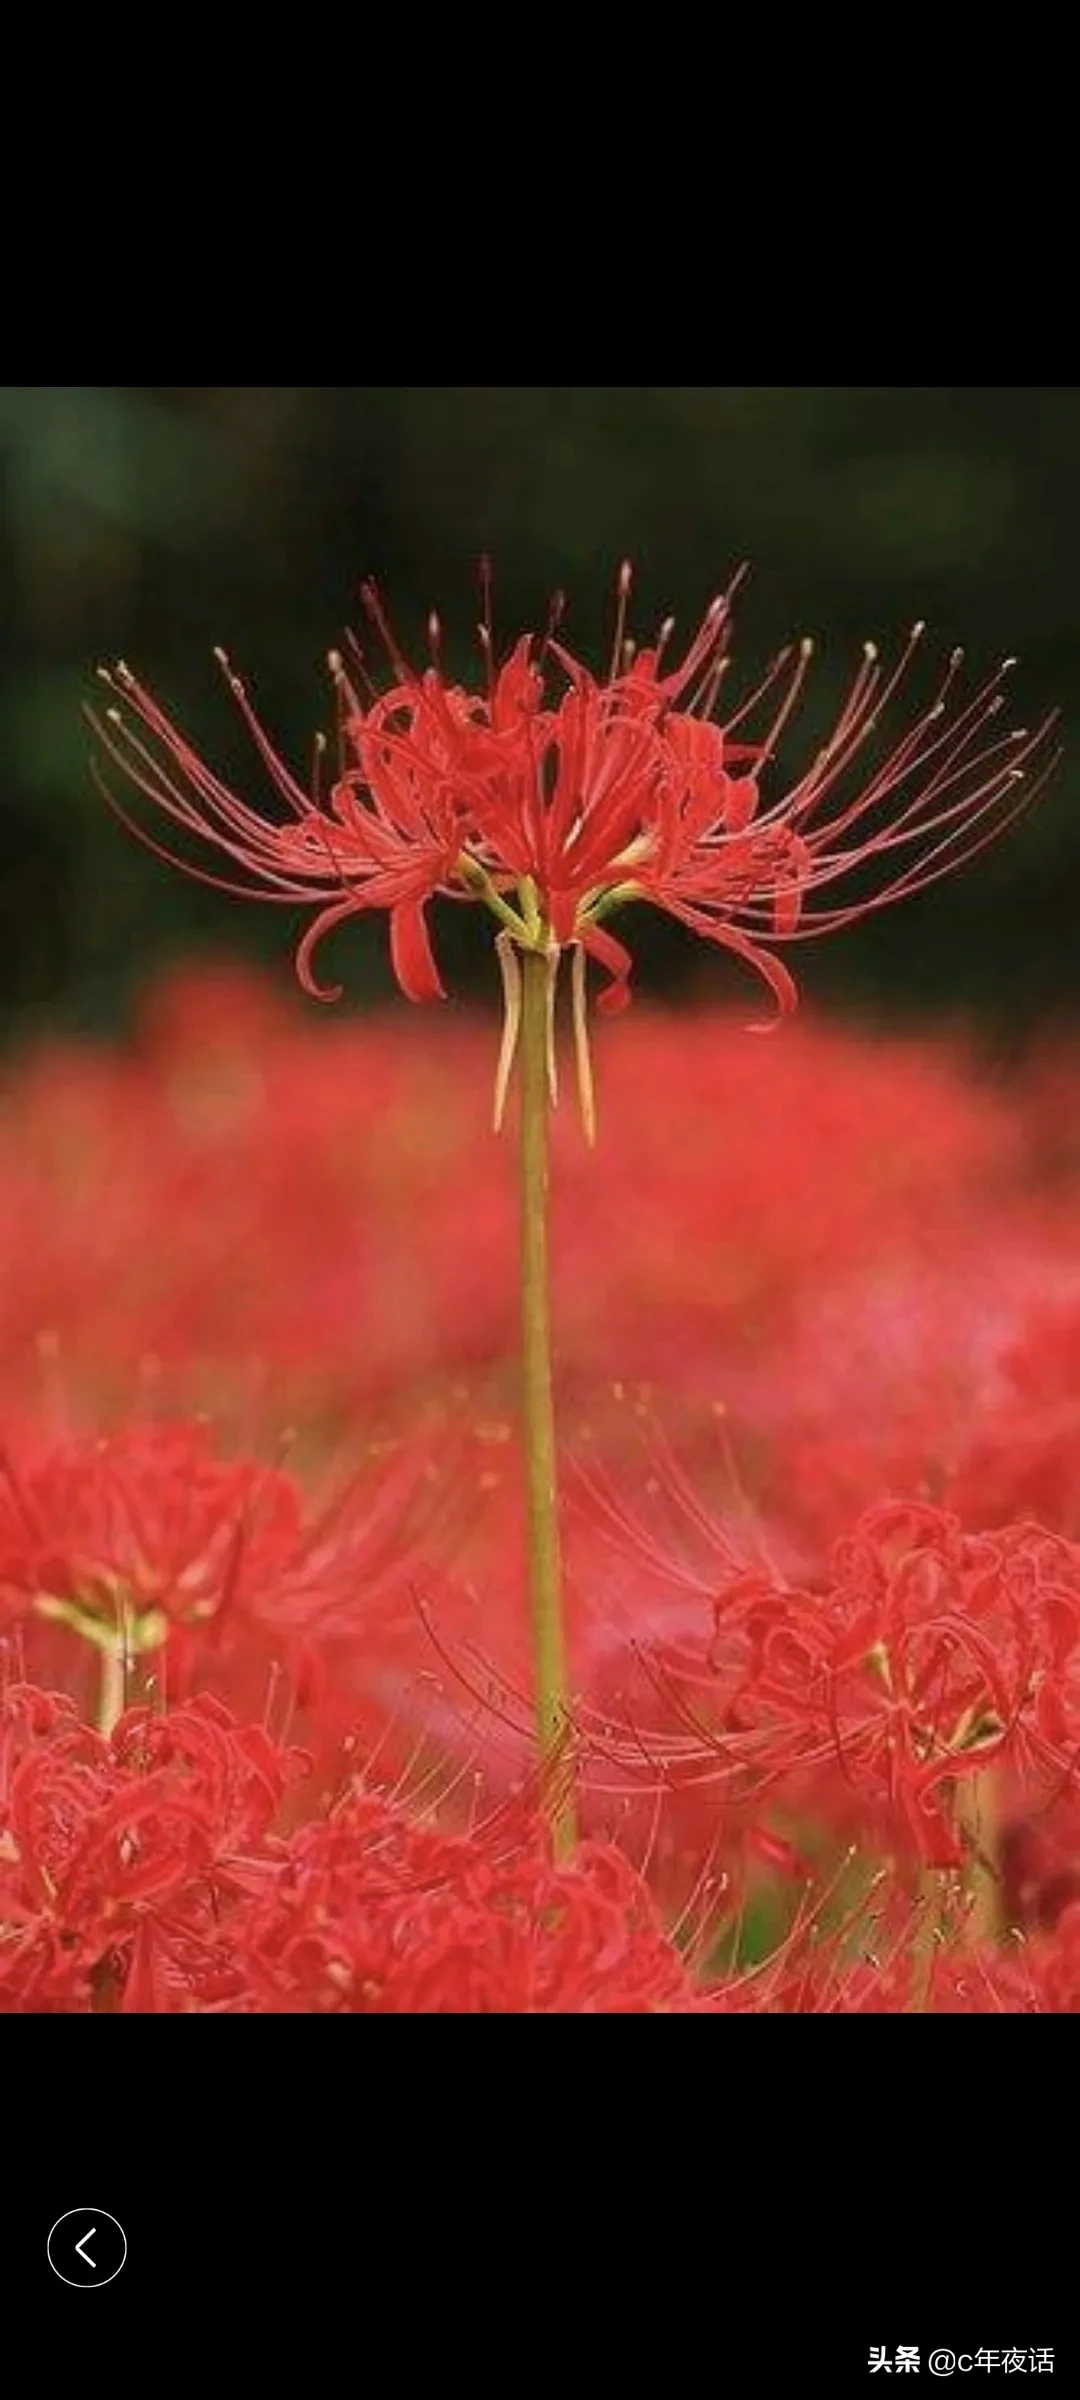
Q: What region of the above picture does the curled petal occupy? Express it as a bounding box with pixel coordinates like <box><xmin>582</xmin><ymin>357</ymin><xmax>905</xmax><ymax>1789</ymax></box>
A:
<box><xmin>581</xmin><ymin>926</ymin><xmax>634</xmax><ymax>1016</ymax></box>
<box><xmin>696</xmin><ymin>918</ymin><xmax>799</xmax><ymax>1030</ymax></box>
<box><xmin>389</xmin><ymin>899</ymin><xmax>446</xmax><ymax>1004</ymax></box>
<box><xmin>295</xmin><ymin>898</ymin><xmax>368</xmax><ymax>1001</ymax></box>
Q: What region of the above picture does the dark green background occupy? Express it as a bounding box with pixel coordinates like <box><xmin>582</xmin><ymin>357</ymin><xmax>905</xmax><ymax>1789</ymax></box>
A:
<box><xmin>1</xmin><ymin>386</ymin><xmax>1074</xmax><ymax>1042</ymax></box>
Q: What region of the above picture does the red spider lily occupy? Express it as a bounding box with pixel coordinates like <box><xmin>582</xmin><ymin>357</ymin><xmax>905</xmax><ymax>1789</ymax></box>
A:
<box><xmin>0</xmin><ymin>1684</ymin><xmax>699</xmax><ymax>2011</ymax></box>
<box><xmin>792</xmin><ymin>1906</ymin><xmax>1080</xmax><ymax>2012</ymax></box>
<box><xmin>568</xmin><ymin>1488</ymin><xmax>1080</xmax><ymax>1873</ymax></box>
<box><xmin>0</xmin><ymin>1422</ymin><xmax>298</xmax><ymax>1636</ymax></box>
<box><xmin>0</xmin><ymin>1686</ymin><xmax>307</xmax><ymax>2011</ymax></box>
<box><xmin>226</xmin><ymin>1783</ymin><xmax>700</xmax><ymax>2014</ymax></box>
<box><xmin>0</xmin><ymin>1418</ymin><xmax>470</xmax><ymax>1735</ymax></box>
<box><xmin>796</xmin><ymin>1504</ymin><xmax>1080</xmax><ymax>1865</ymax></box>
<box><xmin>723</xmin><ymin>1929</ymin><xmax>1033</xmax><ymax>2013</ymax></box>
<box><xmin>89</xmin><ymin>570</ymin><xmax>1059</xmax><ymax>1126</ymax></box>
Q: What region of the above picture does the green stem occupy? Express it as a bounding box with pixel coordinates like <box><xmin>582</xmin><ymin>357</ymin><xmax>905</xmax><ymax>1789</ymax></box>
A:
<box><xmin>518</xmin><ymin>946</ymin><xmax>576</xmax><ymax>1855</ymax></box>
<box><xmin>456</xmin><ymin>853</ymin><xmax>531</xmax><ymax>941</ymax></box>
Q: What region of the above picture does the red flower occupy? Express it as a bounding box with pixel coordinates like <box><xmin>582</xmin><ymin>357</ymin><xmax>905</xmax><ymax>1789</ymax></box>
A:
<box><xmin>229</xmin><ymin>1785</ymin><xmax>701</xmax><ymax>2014</ymax></box>
<box><xmin>90</xmin><ymin>569</ymin><xmax>1059</xmax><ymax>1039</ymax></box>
<box><xmin>0</xmin><ymin>1686</ymin><xmax>307</xmax><ymax>2011</ymax></box>
<box><xmin>0</xmin><ymin>1418</ymin><xmax>466</xmax><ymax>1739</ymax></box>
<box><xmin>0</xmin><ymin>1422</ymin><xmax>298</xmax><ymax>1637</ymax></box>
<box><xmin>0</xmin><ymin>1684</ymin><xmax>701</xmax><ymax>2012</ymax></box>
<box><xmin>571</xmin><ymin>1485</ymin><xmax>1080</xmax><ymax>1874</ymax></box>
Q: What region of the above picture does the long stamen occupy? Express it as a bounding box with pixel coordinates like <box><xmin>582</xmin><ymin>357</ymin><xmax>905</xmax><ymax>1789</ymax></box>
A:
<box><xmin>536</xmin><ymin>586</ymin><xmax>566</xmax><ymax>675</ymax></box>
<box><xmin>341</xmin><ymin>627</ymin><xmax>381</xmax><ymax>704</ymax></box>
<box><xmin>358</xmin><ymin>579</ymin><xmax>422</xmax><ymax>686</ymax></box>
<box><xmin>327</xmin><ymin>647</ymin><xmax>365</xmax><ymax>739</ymax></box>
<box><xmin>608</xmin><ymin>559</ymin><xmax>633</xmax><ymax>685</ymax></box>
<box><xmin>715</xmin><ymin>642</ymin><xmax>799</xmax><ymax>738</ymax></box>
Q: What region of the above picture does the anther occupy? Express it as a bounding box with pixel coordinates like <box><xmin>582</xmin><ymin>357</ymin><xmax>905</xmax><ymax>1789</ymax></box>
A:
<box><xmin>213</xmin><ymin>647</ymin><xmax>243</xmax><ymax>692</ymax></box>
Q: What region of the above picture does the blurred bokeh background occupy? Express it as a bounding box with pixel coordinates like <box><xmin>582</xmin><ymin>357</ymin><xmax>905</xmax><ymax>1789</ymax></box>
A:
<box><xmin>0</xmin><ymin>384</ymin><xmax>1076</xmax><ymax>1043</ymax></box>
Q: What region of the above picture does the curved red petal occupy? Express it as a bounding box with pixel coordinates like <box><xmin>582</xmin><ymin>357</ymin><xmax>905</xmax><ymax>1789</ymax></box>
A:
<box><xmin>688</xmin><ymin>916</ymin><xmax>800</xmax><ymax>1029</ymax></box>
<box><xmin>582</xmin><ymin>926</ymin><xmax>634</xmax><ymax>1015</ymax></box>
<box><xmin>390</xmin><ymin>900</ymin><xmax>446</xmax><ymax>1004</ymax></box>
<box><xmin>295</xmin><ymin>898</ymin><xmax>368</xmax><ymax>1002</ymax></box>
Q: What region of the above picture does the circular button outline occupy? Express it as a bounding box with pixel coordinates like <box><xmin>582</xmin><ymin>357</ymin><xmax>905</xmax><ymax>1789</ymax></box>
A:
<box><xmin>47</xmin><ymin>2207</ymin><xmax>127</xmax><ymax>2288</ymax></box>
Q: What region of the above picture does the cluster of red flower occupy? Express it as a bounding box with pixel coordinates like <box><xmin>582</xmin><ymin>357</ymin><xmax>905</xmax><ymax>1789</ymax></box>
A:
<box><xmin>0</xmin><ymin>1686</ymin><xmax>699</xmax><ymax>2012</ymax></box>
<box><xmin>3</xmin><ymin>962</ymin><xmax>1080</xmax><ymax>2008</ymax></box>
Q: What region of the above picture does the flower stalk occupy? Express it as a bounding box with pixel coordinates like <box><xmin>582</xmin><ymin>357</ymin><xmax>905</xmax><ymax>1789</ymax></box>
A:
<box><xmin>96</xmin><ymin>1631</ymin><xmax>128</xmax><ymax>1741</ymax></box>
<box><xmin>957</xmin><ymin>1766</ymin><xmax>1003</xmax><ymax>1942</ymax></box>
<box><xmin>33</xmin><ymin>1587</ymin><xmax>161</xmax><ymax>1739</ymax></box>
<box><xmin>518</xmin><ymin>944</ymin><xmax>575</xmax><ymax>1854</ymax></box>
<box><xmin>89</xmin><ymin>569</ymin><xmax>1061</xmax><ymax>1891</ymax></box>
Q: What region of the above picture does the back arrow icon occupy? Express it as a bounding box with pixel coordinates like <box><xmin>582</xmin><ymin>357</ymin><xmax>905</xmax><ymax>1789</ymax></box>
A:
<box><xmin>75</xmin><ymin>2229</ymin><xmax>97</xmax><ymax>2267</ymax></box>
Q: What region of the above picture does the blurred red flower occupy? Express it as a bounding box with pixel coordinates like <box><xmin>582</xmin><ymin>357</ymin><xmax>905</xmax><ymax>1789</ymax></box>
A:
<box><xmin>0</xmin><ymin>1417</ymin><xmax>467</xmax><ymax>1744</ymax></box>
<box><xmin>0</xmin><ymin>1684</ymin><xmax>699</xmax><ymax>2012</ymax></box>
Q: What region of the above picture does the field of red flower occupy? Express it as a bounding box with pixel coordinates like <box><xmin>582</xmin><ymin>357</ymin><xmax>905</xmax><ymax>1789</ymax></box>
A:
<box><xmin>5</xmin><ymin>958</ymin><xmax>1080</xmax><ymax>2011</ymax></box>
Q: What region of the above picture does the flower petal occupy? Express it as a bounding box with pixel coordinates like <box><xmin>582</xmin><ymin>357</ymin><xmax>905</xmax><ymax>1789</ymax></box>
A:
<box><xmin>581</xmin><ymin>926</ymin><xmax>634</xmax><ymax>1015</ymax></box>
<box><xmin>295</xmin><ymin>898</ymin><xmax>368</xmax><ymax>1002</ymax></box>
<box><xmin>390</xmin><ymin>900</ymin><xmax>446</xmax><ymax>1004</ymax></box>
<box><xmin>665</xmin><ymin>906</ymin><xmax>799</xmax><ymax>1029</ymax></box>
